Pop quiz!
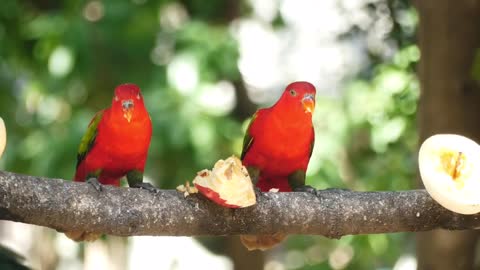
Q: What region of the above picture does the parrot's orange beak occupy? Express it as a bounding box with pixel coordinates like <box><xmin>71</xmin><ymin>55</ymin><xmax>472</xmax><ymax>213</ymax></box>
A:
<box><xmin>302</xmin><ymin>94</ymin><xmax>315</xmax><ymax>114</ymax></box>
<box><xmin>122</xmin><ymin>99</ymin><xmax>134</xmax><ymax>123</ymax></box>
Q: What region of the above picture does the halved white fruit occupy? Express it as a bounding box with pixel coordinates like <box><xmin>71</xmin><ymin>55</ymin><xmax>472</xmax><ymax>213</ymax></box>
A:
<box><xmin>0</xmin><ymin>117</ymin><xmax>5</xmax><ymax>159</ymax></box>
<box><xmin>193</xmin><ymin>156</ymin><xmax>256</xmax><ymax>208</ymax></box>
<box><xmin>418</xmin><ymin>134</ymin><xmax>480</xmax><ymax>214</ymax></box>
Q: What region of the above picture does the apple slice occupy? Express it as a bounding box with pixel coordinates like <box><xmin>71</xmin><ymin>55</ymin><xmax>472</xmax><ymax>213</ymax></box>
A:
<box><xmin>0</xmin><ymin>117</ymin><xmax>5</xmax><ymax>159</ymax></box>
<box><xmin>240</xmin><ymin>233</ymin><xmax>286</xmax><ymax>251</ymax></box>
<box><xmin>418</xmin><ymin>134</ymin><xmax>480</xmax><ymax>214</ymax></box>
<box><xmin>193</xmin><ymin>156</ymin><xmax>256</xmax><ymax>208</ymax></box>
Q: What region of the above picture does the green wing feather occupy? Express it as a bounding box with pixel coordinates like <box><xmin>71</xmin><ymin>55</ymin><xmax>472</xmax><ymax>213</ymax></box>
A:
<box><xmin>76</xmin><ymin>111</ymin><xmax>104</xmax><ymax>169</ymax></box>
<box><xmin>240</xmin><ymin>111</ymin><xmax>258</xmax><ymax>160</ymax></box>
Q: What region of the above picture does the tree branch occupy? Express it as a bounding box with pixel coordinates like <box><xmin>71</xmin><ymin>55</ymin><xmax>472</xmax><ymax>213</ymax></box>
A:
<box><xmin>0</xmin><ymin>170</ymin><xmax>479</xmax><ymax>238</ymax></box>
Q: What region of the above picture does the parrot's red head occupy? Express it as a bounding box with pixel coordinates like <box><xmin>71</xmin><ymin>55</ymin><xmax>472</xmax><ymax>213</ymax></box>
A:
<box><xmin>277</xmin><ymin>81</ymin><xmax>316</xmax><ymax>114</ymax></box>
<box><xmin>112</xmin><ymin>83</ymin><xmax>146</xmax><ymax>123</ymax></box>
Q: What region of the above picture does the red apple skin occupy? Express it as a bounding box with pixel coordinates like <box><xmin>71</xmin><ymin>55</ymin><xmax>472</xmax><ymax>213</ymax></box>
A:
<box><xmin>194</xmin><ymin>184</ymin><xmax>241</xmax><ymax>208</ymax></box>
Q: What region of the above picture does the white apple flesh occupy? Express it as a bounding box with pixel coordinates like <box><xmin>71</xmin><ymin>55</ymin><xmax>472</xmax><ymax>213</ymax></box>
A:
<box><xmin>418</xmin><ymin>134</ymin><xmax>480</xmax><ymax>215</ymax></box>
<box><xmin>193</xmin><ymin>156</ymin><xmax>256</xmax><ymax>208</ymax></box>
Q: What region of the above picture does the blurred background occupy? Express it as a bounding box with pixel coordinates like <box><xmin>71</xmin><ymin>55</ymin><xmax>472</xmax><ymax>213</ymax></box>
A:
<box><xmin>0</xmin><ymin>0</ymin><xmax>477</xmax><ymax>269</ymax></box>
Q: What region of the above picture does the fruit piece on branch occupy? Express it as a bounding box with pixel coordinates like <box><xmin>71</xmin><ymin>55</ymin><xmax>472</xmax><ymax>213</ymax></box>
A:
<box><xmin>176</xmin><ymin>181</ymin><xmax>198</xmax><ymax>197</ymax></box>
<box><xmin>193</xmin><ymin>156</ymin><xmax>256</xmax><ymax>208</ymax></box>
<box><xmin>418</xmin><ymin>134</ymin><xmax>480</xmax><ymax>214</ymax></box>
<box><xmin>240</xmin><ymin>233</ymin><xmax>286</xmax><ymax>251</ymax></box>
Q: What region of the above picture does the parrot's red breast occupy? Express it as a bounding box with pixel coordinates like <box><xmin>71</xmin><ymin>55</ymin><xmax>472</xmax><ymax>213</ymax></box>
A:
<box><xmin>241</xmin><ymin>81</ymin><xmax>316</xmax><ymax>192</ymax></box>
<box><xmin>74</xmin><ymin>84</ymin><xmax>152</xmax><ymax>186</ymax></box>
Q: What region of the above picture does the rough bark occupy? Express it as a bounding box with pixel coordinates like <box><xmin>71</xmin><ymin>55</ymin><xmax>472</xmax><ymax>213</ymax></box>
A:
<box><xmin>415</xmin><ymin>1</ymin><xmax>480</xmax><ymax>269</ymax></box>
<box><xmin>1</xmin><ymin>170</ymin><xmax>480</xmax><ymax>237</ymax></box>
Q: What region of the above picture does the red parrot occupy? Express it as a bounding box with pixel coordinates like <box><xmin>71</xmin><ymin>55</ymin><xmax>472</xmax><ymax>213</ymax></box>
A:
<box><xmin>240</xmin><ymin>81</ymin><xmax>316</xmax><ymax>250</ymax></box>
<box><xmin>66</xmin><ymin>83</ymin><xmax>155</xmax><ymax>241</ymax></box>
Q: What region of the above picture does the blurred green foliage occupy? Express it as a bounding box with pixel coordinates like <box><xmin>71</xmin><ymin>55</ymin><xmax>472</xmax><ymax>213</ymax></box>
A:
<box><xmin>0</xmin><ymin>0</ymin><xmax>419</xmax><ymax>269</ymax></box>
<box><xmin>0</xmin><ymin>0</ymin><xmax>241</xmax><ymax>186</ymax></box>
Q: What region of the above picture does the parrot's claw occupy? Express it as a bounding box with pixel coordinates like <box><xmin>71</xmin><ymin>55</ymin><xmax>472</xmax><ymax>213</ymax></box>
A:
<box><xmin>87</xmin><ymin>178</ymin><xmax>103</xmax><ymax>192</ymax></box>
<box><xmin>132</xmin><ymin>182</ymin><xmax>158</xmax><ymax>193</ymax></box>
<box><xmin>293</xmin><ymin>185</ymin><xmax>318</xmax><ymax>196</ymax></box>
<box><xmin>254</xmin><ymin>187</ymin><xmax>263</xmax><ymax>198</ymax></box>
<box><xmin>325</xmin><ymin>187</ymin><xmax>349</xmax><ymax>192</ymax></box>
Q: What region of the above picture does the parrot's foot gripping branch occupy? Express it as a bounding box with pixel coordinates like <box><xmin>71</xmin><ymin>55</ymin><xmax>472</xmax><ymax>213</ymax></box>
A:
<box><xmin>131</xmin><ymin>182</ymin><xmax>158</xmax><ymax>193</ymax></box>
<box><xmin>293</xmin><ymin>185</ymin><xmax>318</xmax><ymax>196</ymax></box>
<box><xmin>87</xmin><ymin>178</ymin><xmax>103</xmax><ymax>192</ymax></box>
<box><xmin>254</xmin><ymin>186</ymin><xmax>264</xmax><ymax>198</ymax></box>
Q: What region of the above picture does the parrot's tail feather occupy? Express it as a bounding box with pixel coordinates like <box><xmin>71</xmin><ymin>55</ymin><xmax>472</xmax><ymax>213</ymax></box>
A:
<box><xmin>240</xmin><ymin>233</ymin><xmax>287</xmax><ymax>251</ymax></box>
<box><xmin>65</xmin><ymin>231</ymin><xmax>102</xmax><ymax>242</ymax></box>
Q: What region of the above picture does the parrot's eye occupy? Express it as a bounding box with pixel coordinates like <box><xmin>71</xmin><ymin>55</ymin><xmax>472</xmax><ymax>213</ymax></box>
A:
<box><xmin>289</xmin><ymin>89</ymin><xmax>297</xmax><ymax>96</ymax></box>
<box><xmin>136</xmin><ymin>94</ymin><xmax>141</xmax><ymax>100</ymax></box>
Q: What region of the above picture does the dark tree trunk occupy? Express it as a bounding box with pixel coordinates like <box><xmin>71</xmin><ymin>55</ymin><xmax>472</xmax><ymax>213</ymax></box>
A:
<box><xmin>226</xmin><ymin>236</ymin><xmax>265</xmax><ymax>270</ymax></box>
<box><xmin>415</xmin><ymin>1</ymin><xmax>480</xmax><ymax>269</ymax></box>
